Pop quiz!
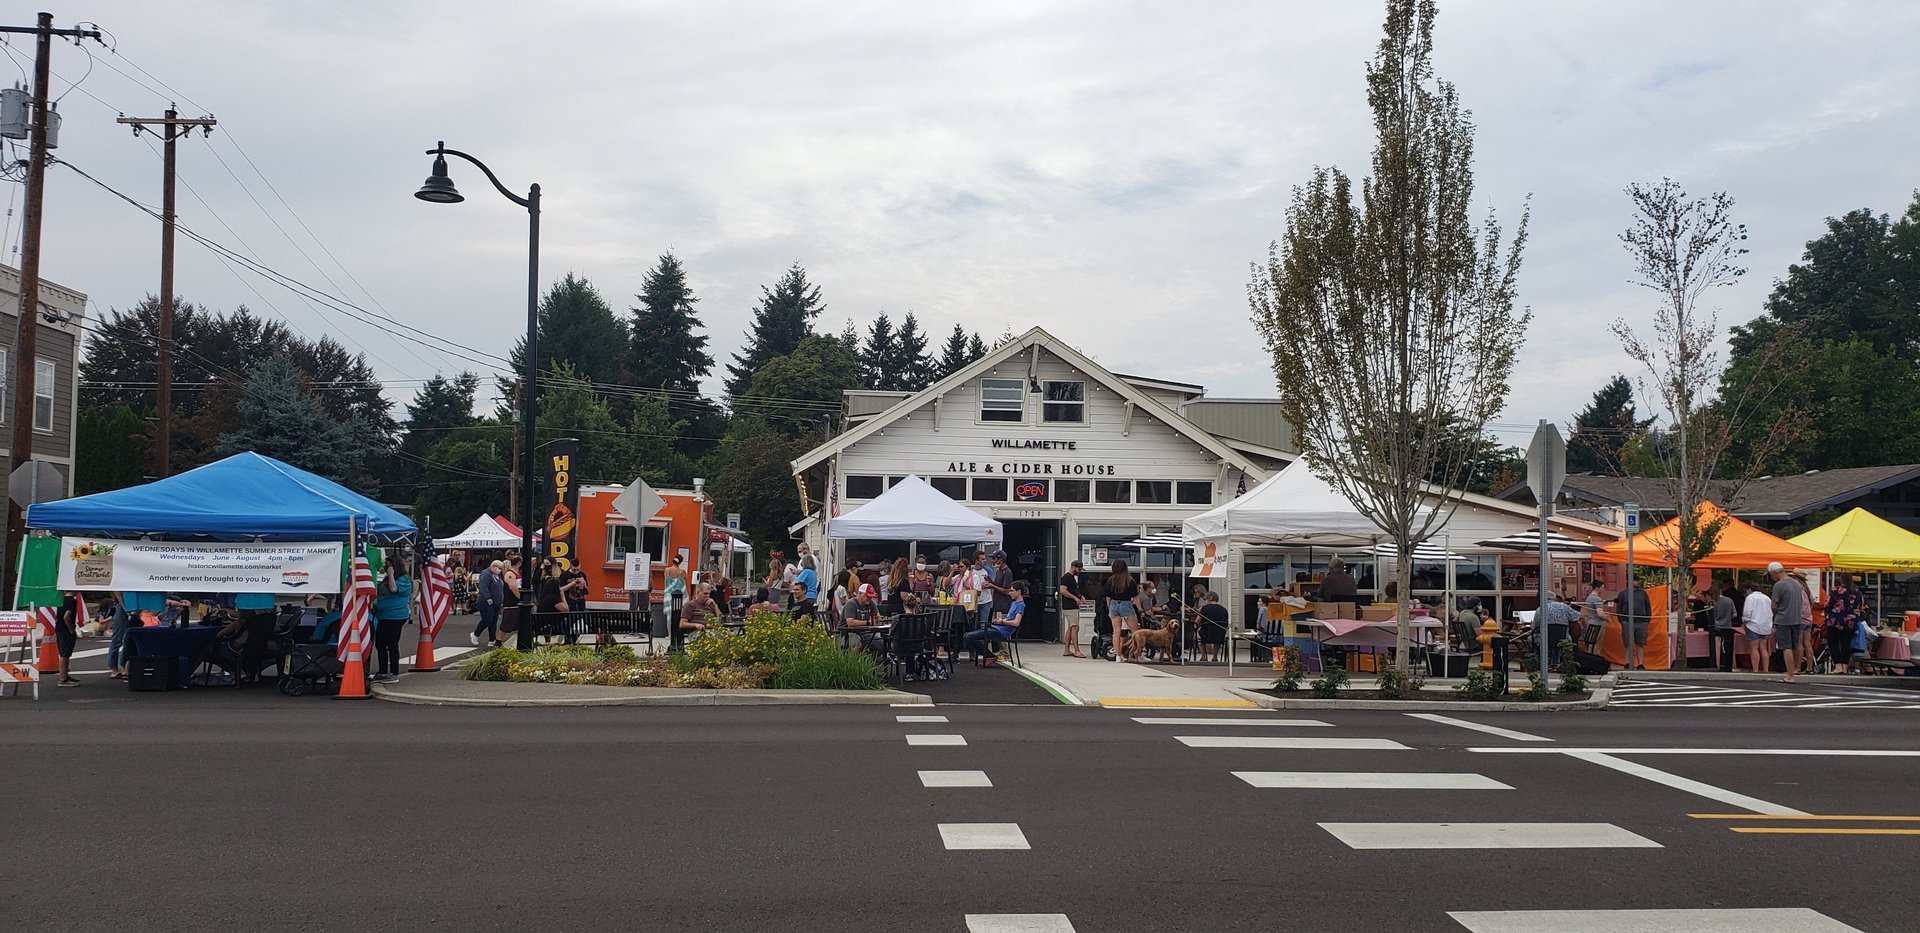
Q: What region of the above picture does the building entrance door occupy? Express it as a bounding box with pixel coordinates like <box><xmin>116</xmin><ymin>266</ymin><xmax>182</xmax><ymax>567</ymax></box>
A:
<box><xmin>1001</xmin><ymin>519</ymin><xmax>1061</xmax><ymax>641</ymax></box>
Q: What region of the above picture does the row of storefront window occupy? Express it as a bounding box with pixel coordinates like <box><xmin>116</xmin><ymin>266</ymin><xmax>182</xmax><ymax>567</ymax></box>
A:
<box><xmin>844</xmin><ymin>474</ymin><xmax>1213</xmax><ymax>506</ymax></box>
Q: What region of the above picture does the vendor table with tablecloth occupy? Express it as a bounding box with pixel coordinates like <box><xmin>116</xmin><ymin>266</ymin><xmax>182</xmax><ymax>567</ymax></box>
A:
<box><xmin>126</xmin><ymin>625</ymin><xmax>224</xmax><ymax>685</ymax></box>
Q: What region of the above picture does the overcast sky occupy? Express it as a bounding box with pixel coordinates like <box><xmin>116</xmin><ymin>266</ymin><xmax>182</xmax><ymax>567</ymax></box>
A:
<box><xmin>7</xmin><ymin>0</ymin><xmax>1916</xmax><ymax>446</ymax></box>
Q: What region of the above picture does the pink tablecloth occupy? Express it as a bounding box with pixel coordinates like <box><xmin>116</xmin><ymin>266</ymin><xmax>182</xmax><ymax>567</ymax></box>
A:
<box><xmin>1303</xmin><ymin>618</ymin><xmax>1443</xmax><ymax>648</ymax></box>
<box><xmin>1873</xmin><ymin>635</ymin><xmax>1912</xmax><ymax>661</ymax></box>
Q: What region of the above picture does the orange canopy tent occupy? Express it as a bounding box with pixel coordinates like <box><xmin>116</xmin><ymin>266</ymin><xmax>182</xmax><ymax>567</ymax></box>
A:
<box><xmin>1592</xmin><ymin>501</ymin><xmax>1829</xmax><ymax>569</ymax></box>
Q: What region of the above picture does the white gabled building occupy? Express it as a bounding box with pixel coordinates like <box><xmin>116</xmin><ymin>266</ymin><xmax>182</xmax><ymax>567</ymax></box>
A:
<box><xmin>789</xmin><ymin>326</ymin><xmax>1618</xmax><ymax>647</ymax></box>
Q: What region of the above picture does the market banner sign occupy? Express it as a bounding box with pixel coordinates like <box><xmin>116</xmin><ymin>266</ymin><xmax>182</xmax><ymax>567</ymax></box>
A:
<box><xmin>545</xmin><ymin>440</ymin><xmax>582</xmax><ymax>573</ymax></box>
<box><xmin>57</xmin><ymin>538</ymin><xmax>345</xmax><ymax>593</ymax></box>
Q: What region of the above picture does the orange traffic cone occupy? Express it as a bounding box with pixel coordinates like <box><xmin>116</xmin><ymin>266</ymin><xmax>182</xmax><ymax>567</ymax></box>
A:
<box><xmin>335</xmin><ymin>657</ymin><xmax>371</xmax><ymax>700</ymax></box>
<box><xmin>411</xmin><ymin>632</ymin><xmax>439</xmax><ymax>673</ymax></box>
<box><xmin>35</xmin><ymin>611</ymin><xmax>58</xmax><ymax>673</ymax></box>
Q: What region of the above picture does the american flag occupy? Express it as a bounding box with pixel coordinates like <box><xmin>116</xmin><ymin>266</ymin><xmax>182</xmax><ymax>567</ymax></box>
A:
<box><xmin>337</xmin><ymin>555</ymin><xmax>376</xmax><ymax>663</ymax></box>
<box><xmin>829</xmin><ymin>476</ymin><xmax>840</xmax><ymax>518</ymax></box>
<box><xmin>1235</xmin><ymin>473</ymin><xmax>1247</xmax><ymax>498</ymax></box>
<box><xmin>417</xmin><ymin>537</ymin><xmax>452</xmax><ymax>638</ymax></box>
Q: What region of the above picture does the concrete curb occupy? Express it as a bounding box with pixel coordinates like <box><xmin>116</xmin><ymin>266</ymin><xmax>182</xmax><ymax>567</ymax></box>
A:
<box><xmin>1224</xmin><ymin>675</ymin><xmax>1616</xmax><ymax>712</ymax></box>
<box><xmin>1624</xmin><ymin>670</ymin><xmax>1920</xmax><ymax>688</ymax></box>
<box><xmin>372</xmin><ymin>683</ymin><xmax>932</xmax><ymax>708</ymax></box>
<box><xmin>1005</xmin><ymin>664</ymin><xmax>1082</xmax><ymax>705</ymax></box>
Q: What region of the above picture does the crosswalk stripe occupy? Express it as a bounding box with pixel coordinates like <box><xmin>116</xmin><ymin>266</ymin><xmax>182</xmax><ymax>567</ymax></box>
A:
<box><xmin>1235</xmin><ymin>771</ymin><xmax>1510</xmax><ymax>790</ymax></box>
<box><xmin>965</xmin><ymin>914</ymin><xmax>1076</xmax><ymax>932</ymax></box>
<box><xmin>907</xmin><ymin>734</ymin><xmax>967</xmax><ymax>746</ymax></box>
<box><xmin>1176</xmin><ymin>736</ymin><xmax>1410</xmax><ymax>750</ymax></box>
<box><xmin>939</xmin><ymin>823</ymin><xmax>1029</xmax><ymax>850</ymax></box>
<box><xmin>1448</xmin><ymin>908</ymin><xmax>1864</xmax><ymax>932</ymax></box>
<box><xmin>920</xmin><ymin>770</ymin><xmax>992</xmax><ymax>788</ymax></box>
<box><xmin>1404</xmin><ymin>713</ymin><xmax>1551</xmax><ymax>742</ymax></box>
<box><xmin>1320</xmin><ymin>822</ymin><xmax>1660</xmax><ymax>849</ymax></box>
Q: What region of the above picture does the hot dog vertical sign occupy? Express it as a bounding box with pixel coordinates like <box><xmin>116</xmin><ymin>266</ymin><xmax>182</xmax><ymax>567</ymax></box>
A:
<box><xmin>545</xmin><ymin>440</ymin><xmax>582</xmax><ymax>572</ymax></box>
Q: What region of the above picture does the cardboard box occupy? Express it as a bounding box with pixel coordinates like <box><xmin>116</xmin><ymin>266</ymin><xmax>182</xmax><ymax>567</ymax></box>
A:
<box><xmin>1313</xmin><ymin>601</ymin><xmax>1357</xmax><ymax>621</ymax></box>
<box><xmin>1358</xmin><ymin>605</ymin><xmax>1396</xmax><ymax>623</ymax></box>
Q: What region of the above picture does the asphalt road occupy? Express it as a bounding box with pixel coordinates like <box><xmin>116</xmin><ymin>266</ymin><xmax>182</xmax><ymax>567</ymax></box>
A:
<box><xmin>7</xmin><ymin>695</ymin><xmax>1919</xmax><ymax>932</ymax></box>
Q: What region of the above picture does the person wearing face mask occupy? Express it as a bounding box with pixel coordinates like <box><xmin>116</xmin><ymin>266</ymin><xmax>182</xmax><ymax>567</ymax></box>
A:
<box><xmin>910</xmin><ymin>557</ymin><xmax>935</xmax><ymax>605</ymax></box>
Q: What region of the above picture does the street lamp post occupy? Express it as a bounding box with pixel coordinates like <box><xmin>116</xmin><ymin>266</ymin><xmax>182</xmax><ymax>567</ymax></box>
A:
<box><xmin>415</xmin><ymin>142</ymin><xmax>542</xmax><ymax>650</ymax></box>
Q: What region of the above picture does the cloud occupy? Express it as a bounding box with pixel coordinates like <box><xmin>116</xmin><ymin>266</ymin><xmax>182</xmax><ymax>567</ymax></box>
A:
<box><xmin>19</xmin><ymin>0</ymin><xmax>1920</xmax><ymax>438</ymax></box>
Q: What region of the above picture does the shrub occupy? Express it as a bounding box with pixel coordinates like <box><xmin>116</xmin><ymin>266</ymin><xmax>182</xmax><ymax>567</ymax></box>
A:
<box><xmin>461</xmin><ymin>647</ymin><xmax>519</xmax><ymax>681</ymax></box>
<box><xmin>679</xmin><ymin>611</ymin><xmax>830</xmax><ymax>670</ymax></box>
<box><xmin>1455</xmin><ymin>669</ymin><xmax>1501</xmax><ymax>701</ymax></box>
<box><xmin>1272</xmin><ymin>645</ymin><xmax>1304</xmax><ymax>692</ymax></box>
<box><xmin>1517</xmin><ymin>670</ymin><xmax>1550</xmax><ymax>702</ymax></box>
<box><xmin>769</xmin><ymin>646</ymin><xmax>885</xmax><ymax>690</ymax></box>
<box><xmin>1557</xmin><ymin>641</ymin><xmax>1588</xmax><ymax>693</ymax></box>
<box><xmin>1376</xmin><ymin>663</ymin><xmax>1424</xmax><ymax>699</ymax></box>
<box><xmin>597</xmin><ymin>643</ymin><xmax>641</xmax><ymax>665</ymax></box>
<box><xmin>1308</xmin><ymin>667</ymin><xmax>1349</xmax><ymax>699</ymax></box>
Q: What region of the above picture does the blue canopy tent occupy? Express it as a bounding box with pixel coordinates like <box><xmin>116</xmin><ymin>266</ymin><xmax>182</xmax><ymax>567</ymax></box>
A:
<box><xmin>26</xmin><ymin>451</ymin><xmax>416</xmax><ymax>543</ymax></box>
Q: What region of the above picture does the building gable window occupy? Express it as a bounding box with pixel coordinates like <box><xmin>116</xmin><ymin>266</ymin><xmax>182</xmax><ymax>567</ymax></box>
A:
<box><xmin>979</xmin><ymin>377</ymin><xmax>1025</xmax><ymax>422</ymax></box>
<box><xmin>1041</xmin><ymin>380</ymin><xmax>1085</xmax><ymax>424</ymax></box>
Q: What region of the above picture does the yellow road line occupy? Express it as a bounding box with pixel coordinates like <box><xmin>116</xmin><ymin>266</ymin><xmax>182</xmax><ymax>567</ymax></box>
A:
<box><xmin>1096</xmin><ymin>697</ymin><xmax>1258</xmax><ymax>709</ymax></box>
<box><xmin>1690</xmin><ymin>813</ymin><xmax>1920</xmax><ymax>822</ymax></box>
<box><xmin>1730</xmin><ymin>827</ymin><xmax>1920</xmax><ymax>836</ymax></box>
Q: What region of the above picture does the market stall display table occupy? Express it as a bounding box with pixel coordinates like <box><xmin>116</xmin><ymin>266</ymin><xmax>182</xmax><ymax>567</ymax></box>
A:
<box><xmin>1300</xmin><ymin>617</ymin><xmax>1443</xmax><ymax>672</ymax></box>
<box><xmin>126</xmin><ymin>625</ymin><xmax>225</xmax><ymax>686</ymax></box>
<box><xmin>1873</xmin><ymin>634</ymin><xmax>1912</xmax><ymax>661</ymax></box>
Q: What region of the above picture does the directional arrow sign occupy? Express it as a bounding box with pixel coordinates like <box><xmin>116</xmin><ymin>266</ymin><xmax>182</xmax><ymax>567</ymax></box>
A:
<box><xmin>613</xmin><ymin>478</ymin><xmax>666</xmax><ymax>528</ymax></box>
<box><xmin>1526</xmin><ymin>420</ymin><xmax>1566</xmax><ymax>510</ymax></box>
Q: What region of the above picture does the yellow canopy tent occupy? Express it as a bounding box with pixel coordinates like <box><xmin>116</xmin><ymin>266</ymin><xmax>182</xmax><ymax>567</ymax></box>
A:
<box><xmin>1787</xmin><ymin>508</ymin><xmax>1920</xmax><ymax>572</ymax></box>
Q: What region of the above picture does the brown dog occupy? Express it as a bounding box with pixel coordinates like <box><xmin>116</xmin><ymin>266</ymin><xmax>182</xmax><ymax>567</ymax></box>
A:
<box><xmin>1128</xmin><ymin>621</ymin><xmax>1178</xmax><ymax>661</ymax></box>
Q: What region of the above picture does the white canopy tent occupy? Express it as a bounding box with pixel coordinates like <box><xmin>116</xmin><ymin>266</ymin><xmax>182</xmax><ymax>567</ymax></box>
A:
<box><xmin>825</xmin><ymin>475</ymin><xmax>1003</xmax><ymax>543</ymax></box>
<box><xmin>438</xmin><ymin>513</ymin><xmax>526</xmax><ymax>550</ymax></box>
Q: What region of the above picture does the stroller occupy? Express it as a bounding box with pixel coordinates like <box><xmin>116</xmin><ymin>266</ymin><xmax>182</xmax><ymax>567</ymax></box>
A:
<box><xmin>277</xmin><ymin>607</ymin><xmax>346</xmax><ymax>696</ymax></box>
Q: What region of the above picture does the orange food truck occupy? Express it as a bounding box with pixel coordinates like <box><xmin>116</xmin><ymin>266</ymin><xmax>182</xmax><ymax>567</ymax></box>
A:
<box><xmin>573</xmin><ymin>484</ymin><xmax>709</xmax><ymax>610</ymax></box>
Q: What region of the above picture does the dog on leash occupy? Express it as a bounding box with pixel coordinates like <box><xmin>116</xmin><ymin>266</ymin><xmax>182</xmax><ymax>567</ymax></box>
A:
<box><xmin>1128</xmin><ymin>621</ymin><xmax>1177</xmax><ymax>662</ymax></box>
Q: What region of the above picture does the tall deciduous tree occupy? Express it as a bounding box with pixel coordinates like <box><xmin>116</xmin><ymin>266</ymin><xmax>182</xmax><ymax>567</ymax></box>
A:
<box><xmin>218</xmin><ymin>354</ymin><xmax>371</xmax><ymax>485</ymax></box>
<box><xmin>1565</xmin><ymin>375</ymin><xmax>1650</xmax><ymax>474</ymax></box>
<box><xmin>1723</xmin><ymin>194</ymin><xmax>1920</xmax><ymax>469</ymax></box>
<box><xmin>1611</xmin><ymin>180</ymin><xmax>1804</xmax><ymax>632</ymax></box>
<box><xmin>740</xmin><ymin>335</ymin><xmax>862</xmax><ymax>435</ymax></box>
<box><xmin>412</xmin><ymin>425</ymin><xmax>511</xmax><ymax>534</ymax></box>
<box><xmin>712</xmin><ymin>425</ymin><xmax>809</xmax><ymax>565</ymax></box>
<box><xmin>725</xmin><ymin>263</ymin><xmax>825</xmax><ymax>399</ymax></box>
<box><xmin>1249</xmin><ymin>0</ymin><xmax>1529</xmax><ymax>673</ymax></box>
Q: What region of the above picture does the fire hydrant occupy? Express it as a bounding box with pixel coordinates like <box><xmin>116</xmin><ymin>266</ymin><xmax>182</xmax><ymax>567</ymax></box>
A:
<box><xmin>1477</xmin><ymin>617</ymin><xmax>1503</xmax><ymax>670</ymax></box>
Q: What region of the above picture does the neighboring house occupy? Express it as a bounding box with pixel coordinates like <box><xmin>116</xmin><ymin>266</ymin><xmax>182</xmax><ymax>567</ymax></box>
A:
<box><xmin>0</xmin><ymin>264</ymin><xmax>86</xmax><ymax>497</ymax></box>
<box><xmin>1496</xmin><ymin>465</ymin><xmax>1920</xmax><ymax>532</ymax></box>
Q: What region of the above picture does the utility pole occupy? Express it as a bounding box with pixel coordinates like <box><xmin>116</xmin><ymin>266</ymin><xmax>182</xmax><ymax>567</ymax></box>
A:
<box><xmin>116</xmin><ymin>107</ymin><xmax>216</xmax><ymax>478</ymax></box>
<box><xmin>0</xmin><ymin>13</ymin><xmax>101</xmax><ymax>608</ymax></box>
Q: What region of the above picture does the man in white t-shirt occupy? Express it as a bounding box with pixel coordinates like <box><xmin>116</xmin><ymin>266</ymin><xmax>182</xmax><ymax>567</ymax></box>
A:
<box><xmin>1742</xmin><ymin>581</ymin><xmax>1775</xmax><ymax>675</ymax></box>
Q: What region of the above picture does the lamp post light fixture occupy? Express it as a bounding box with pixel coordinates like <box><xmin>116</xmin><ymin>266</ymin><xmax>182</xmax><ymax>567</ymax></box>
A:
<box><xmin>415</xmin><ymin>141</ymin><xmax>542</xmax><ymax>650</ymax></box>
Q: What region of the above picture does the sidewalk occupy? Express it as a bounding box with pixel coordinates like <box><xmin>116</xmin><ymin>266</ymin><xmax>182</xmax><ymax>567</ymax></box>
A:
<box><xmin>1013</xmin><ymin>655</ymin><xmax>1262</xmax><ymax>708</ymax></box>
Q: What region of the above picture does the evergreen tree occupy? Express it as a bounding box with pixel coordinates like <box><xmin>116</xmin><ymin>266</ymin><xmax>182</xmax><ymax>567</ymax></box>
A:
<box><xmin>536</xmin><ymin>362</ymin><xmax>640</xmax><ymax>486</ymax></box>
<box><xmin>967</xmin><ymin>333</ymin><xmax>989</xmax><ymax>359</ymax></box>
<box><xmin>1565</xmin><ymin>375</ymin><xmax>1651</xmax><ymax>474</ymax></box>
<box><xmin>935</xmin><ymin>324</ymin><xmax>972</xmax><ymax>380</ymax></box>
<box><xmin>74</xmin><ymin>405</ymin><xmax>150</xmax><ymax>494</ymax></box>
<box><xmin>624</xmin><ymin>251</ymin><xmax>720</xmax><ymax>461</ymax></box>
<box><xmin>398</xmin><ymin>372</ymin><xmax>479</xmax><ymax>461</ymax></box>
<box><xmin>624</xmin><ymin>252</ymin><xmax>713</xmax><ymax>392</ymax></box>
<box><xmin>724</xmin><ymin>263</ymin><xmax>825</xmax><ymax>399</ymax></box>
<box><xmin>507</xmin><ymin>273</ymin><xmax>630</xmax><ymax>394</ymax></box>
<box><xmin>892</xmin><ymin>312</ymin><xmax>934</xmax><ymax>391</ymax></box>
<box><xmin>860</xmin><ymin>313</ymin><xmax>898</xmax><ymax>390</ymax></box>
<box><xmin>218</xmin><ymin>354</ymin><xmax>370</xmax><ymax>485</ymax></box>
